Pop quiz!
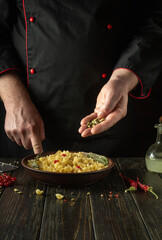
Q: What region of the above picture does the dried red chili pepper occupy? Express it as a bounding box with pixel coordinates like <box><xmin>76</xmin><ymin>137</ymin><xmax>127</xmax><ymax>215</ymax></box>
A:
<box><xmin>137</xmin><ymin>177</ymin><xmax>158</xmax><ymax>199</ymax></box>
<box><xmin>62</xmin><ymin>154</ymin><xmax>66</xmax><ymax>157</ymax></box>
<box><xmin>120</xmin><ymin>174</ymin><xmax>137</xmax><ymax>192</ymax></box>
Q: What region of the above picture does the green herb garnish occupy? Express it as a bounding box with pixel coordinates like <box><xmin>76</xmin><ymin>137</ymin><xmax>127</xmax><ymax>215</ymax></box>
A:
<box><xmin>83</xmin><ymin>152</ymin><xmax>109</xmax><ymax>166</ymax></box>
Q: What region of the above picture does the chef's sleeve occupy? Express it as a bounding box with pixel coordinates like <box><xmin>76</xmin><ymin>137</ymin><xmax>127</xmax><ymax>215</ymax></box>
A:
<box><xmin>114</xmin><ymin>1</ymin><xmax>162</xmax><ymax>99</ymax></box>
<box><xmin>0</xmin><ymin>1</ymin><xmax>21</xmax><ymax>76</ymax></box>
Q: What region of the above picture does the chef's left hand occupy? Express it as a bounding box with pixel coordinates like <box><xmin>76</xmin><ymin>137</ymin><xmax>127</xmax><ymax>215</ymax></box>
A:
<box><xmin>79</xmin><ymin>69</ymin><xmax>138</xmax><ymax>137</ymax></box>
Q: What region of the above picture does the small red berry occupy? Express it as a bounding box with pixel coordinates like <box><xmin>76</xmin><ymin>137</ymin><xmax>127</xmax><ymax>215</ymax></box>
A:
<box><xmin>4</xmin><ymin>182</ymin><xmax>10</xmax><ymax>187</ymax></box>
<box><xmin>3</xmin><ymin>179</ymin><xmax>7</xmax><ymax>183</ymax></box>
<box><xmin>8</xmin><ymin>181</ymin><xmax>12</xmax><ymax>186</ymax></box>
<box><xmin>5</xmin><ymin>175</ymin><xmax>11</xmax><ymax>180</ymax></box>
<box><xmin>0</xmin><ymin>173</ymin><xmax>16</xmax><ymax>187</ymax></box>
<box><xmin>11</xmin><ymin>177</ymin><xmax>16</xmax><ymax>182</ymax></box>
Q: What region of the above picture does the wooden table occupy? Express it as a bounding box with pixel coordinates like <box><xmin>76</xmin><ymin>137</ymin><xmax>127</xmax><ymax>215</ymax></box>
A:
<box><xmin>0</xmin><ymin>158</ymin><xmax>162</xmax><ymax>240</ymax></box>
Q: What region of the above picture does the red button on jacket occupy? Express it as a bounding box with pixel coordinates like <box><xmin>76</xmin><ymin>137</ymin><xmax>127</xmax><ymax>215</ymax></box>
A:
<box><xmin>107</xmin><ymin>24</ymin><xmax>112</xmax><ymax>30</ymax></box>
<box><xmin>30</xmin><ymin>68</ymin><xmax>36</xmax><ymax>74</ymax></box>
<box><xmin>102</xmin><ymin>73</ymin><xmax>107</xmax><ymax>78</ymax></box>
<box><xmin>30</xmin><ymin>17</ymin><xmax>35</xmax><ymax>23</ymax></box>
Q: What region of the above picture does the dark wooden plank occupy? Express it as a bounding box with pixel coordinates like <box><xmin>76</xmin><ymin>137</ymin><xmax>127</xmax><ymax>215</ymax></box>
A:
<box><xmin>39</xmin><ymin>186</ymin><xmax>95</xmax><ymax>240</ymax></box>
<box><xmin>0</xmin><ymin>167</ymin><xmax>46</xmax><ymax>240</ymax></box>
<box><xmin>116</xmin><ymin>158</ymin><xmax>162</xmax><ymax>240</ymax></box>
<box><xmin>88</xmin><ymin>159</ymin><xmax>150</xmax><ymax>240</ymax></box>
<box><xmin>1</xmin><ymin>157</ymin><xmax>161</xmax><ymax>240</ymax></box>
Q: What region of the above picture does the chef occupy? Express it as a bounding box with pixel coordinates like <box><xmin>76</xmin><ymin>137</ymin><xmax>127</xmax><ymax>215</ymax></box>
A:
<box><xmin>0</xmin><ymin>1</ymin><xmax>162</xmax><ymax>157</ymax></box>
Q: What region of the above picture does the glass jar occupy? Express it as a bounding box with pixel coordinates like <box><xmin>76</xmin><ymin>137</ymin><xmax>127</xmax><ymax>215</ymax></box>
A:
<box><xmin>145</xmin><ymin>117</ymin><xmax>162</xmax><ymax>173</ymax></box>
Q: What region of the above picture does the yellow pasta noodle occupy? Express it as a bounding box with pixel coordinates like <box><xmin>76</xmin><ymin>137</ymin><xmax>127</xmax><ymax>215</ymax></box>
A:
<box><xmin>27</xmin><ymin>150</ymin><xmax>108</xmax><ymax>173</ymax></box>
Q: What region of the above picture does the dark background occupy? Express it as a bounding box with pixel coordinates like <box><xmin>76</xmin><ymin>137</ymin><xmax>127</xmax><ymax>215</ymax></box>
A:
<box><xmin>134</xmin><ymin>74</ymin><xmax>162</xmax><ymax>156</ymax></box>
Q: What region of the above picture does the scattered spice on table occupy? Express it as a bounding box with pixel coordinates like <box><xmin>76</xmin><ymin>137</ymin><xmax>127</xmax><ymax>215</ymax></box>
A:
<box><xmin>14</xmin><ymin>188</ymin><xmax>19</xmax><ymax>192</ymax></box>
<box><xmin>109</xmin><ymin>194</ymin><xmax>113</xmax><ymax>198</ymax></box>
<box><xmin>36</xmin><ymin>189</ymin><xmax>44</xmax><ymax>195</ymax></box>
<box><xmin>137</xmin><ymin>177</ymin><xmax>158</xmax><ymax>199</ymax></box>
<box><xmin>14</xmin><ymin>189</ymin><xmax>23</xmax><ymax>194</ymax></box>
<box><xmin>55</xmin><ymin>193</ymin><xmax>64</xmax><ymax>199</ymax></box>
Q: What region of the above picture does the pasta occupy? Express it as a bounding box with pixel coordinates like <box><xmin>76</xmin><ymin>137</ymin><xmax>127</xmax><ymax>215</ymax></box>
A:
<box><xmin>27</xmin><ymin>150</ymin><xmax>108</xmax><ymax>173</ymax></box>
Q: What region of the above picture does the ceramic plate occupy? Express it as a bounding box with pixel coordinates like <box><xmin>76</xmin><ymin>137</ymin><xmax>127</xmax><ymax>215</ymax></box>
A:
<box><xmin>21</xmin><ymin>151</ymin><xmax>114</xmax><ymax>187</ymax></box>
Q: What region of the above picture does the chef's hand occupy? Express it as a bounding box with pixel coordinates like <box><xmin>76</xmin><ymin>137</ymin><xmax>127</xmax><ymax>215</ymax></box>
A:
<box><xmin>0</xmin><ymin>71</ymin><xmax>45</xmax><ymax>154</ymax></box>
<box><xmin>79</xmin><ymin>69</ymin><xmax>138</xmax><ymax>137</ymax></box>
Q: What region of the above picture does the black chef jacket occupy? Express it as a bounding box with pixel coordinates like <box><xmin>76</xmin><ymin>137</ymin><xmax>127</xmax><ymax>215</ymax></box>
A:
<box><xmin>0</xmin><ymin>1</ymin><xmax>162</xmax><ymax>157</ymax></box>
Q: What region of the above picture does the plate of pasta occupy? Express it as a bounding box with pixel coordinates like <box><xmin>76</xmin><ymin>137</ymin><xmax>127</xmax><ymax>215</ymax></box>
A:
<box><xmin>21</xmin><ymin>150</ymin><xmax>114</xmax><ymax>186</ymax></box>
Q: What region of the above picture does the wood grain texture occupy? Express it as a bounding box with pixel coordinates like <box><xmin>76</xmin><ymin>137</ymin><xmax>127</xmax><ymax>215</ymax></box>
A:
<box><xmin>39</xmin><ymin>186</ymin><xmax>95</xmax><ymax>240</ymax></box>
<box><xmin>0</xmin><ymin>158</ymin><xmax>162</xmax><ymax>240</ymax></box>
<box><xmin>117</xmin><ymin>158</ymin><xmax>162</xmax><ymax>240</ymax></box>
<box><xmin>0</xmin><ymin>168</ymin><xmax>46</xmax><ymax>240</ymax></box>
<box><xmin>89</xmin><ymin>160</ymin><xmax>150</xmax><ymax>240</ymax></box>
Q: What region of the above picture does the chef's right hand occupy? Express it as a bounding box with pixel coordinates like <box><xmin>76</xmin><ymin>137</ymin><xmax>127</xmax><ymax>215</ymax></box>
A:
<box><xmin>0</xmin><ymin>70</ymin><xmax>45</xmax><ymax>154</ymax></box>
<box><xmin>5</xmin><ymin>99</ymin><xmax>45</xmax><ymax>154</ymax></box>
<box><xmin>79</xmin><ymin>69</ymin><xmax>139</xmax><ymax>137</ymax></box>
